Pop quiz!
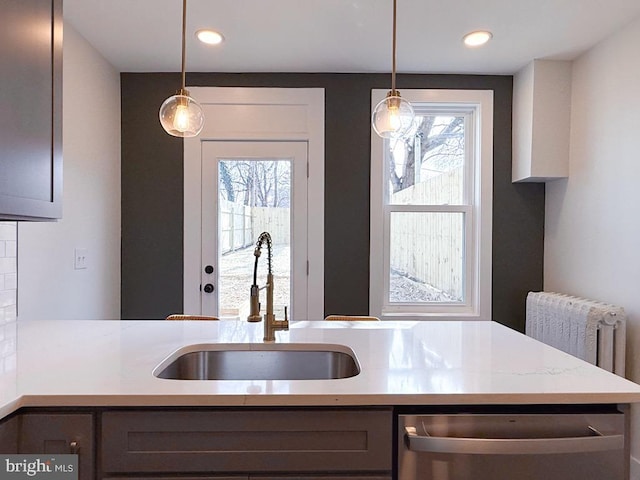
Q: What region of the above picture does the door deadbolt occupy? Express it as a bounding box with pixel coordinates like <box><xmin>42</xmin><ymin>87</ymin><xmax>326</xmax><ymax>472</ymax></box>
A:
<box><xmin>204</xmin><ymin>265</ymin><xmax>214</xmax><ymax>274</ymax></box>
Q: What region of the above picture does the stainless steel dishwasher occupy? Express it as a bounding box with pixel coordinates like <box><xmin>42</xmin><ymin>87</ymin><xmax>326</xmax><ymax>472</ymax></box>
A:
<box><xmin>398</xmin><ymin>409</ymin><xmax>627</xmax><ymax>480</ymax></box>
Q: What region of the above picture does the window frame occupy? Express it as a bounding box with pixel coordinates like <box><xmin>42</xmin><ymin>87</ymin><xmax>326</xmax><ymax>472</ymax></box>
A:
<box><xmin>369</xmin><ymin>89</ymin><xmax>493</xmax><ymax>321</ymax></box>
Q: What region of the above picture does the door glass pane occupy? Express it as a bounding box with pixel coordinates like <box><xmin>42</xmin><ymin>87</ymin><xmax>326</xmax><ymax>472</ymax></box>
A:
<box><xmin>389</xmin><ymin>212</ymin><xmax>464</xmax><ymax>304</ymax></box>
<box><xmin>388</xmin><ymin>114</ymin><xmax>465</xmax><ymax>206</ymax></box>
<box><xmin>217</xmin><ymin>159</ymin><xmax>291</xmax><ymax>320</ymax></box>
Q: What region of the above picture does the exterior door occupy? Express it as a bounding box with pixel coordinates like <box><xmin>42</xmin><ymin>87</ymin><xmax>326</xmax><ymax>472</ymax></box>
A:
<box><xmin>200</xmin><ymin>141</ymin><xmax>308</xmax><ymax>320</ymax></box>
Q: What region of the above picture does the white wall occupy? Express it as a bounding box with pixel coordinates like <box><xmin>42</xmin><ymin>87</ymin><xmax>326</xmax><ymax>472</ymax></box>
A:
<box><xmin>17</xmin><ymin>23</ymin><xmax>121</xmax><ymax>320</ymax></box>
<box><xmin>544</xmin><ymin>15</ymin><xmax>640</xmax><ymax>470</ymax></box>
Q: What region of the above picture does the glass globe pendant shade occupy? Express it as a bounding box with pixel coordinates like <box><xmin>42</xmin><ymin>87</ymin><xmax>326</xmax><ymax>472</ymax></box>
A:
<box><xmin>159</xmin><ymin>90</ymin><xmax>205</xmax><ymax>138</ymax></box>
<box><xmin>372</xmin><ymin>92</ymin><xmax>415</xmax><ymax>139</ymax></box>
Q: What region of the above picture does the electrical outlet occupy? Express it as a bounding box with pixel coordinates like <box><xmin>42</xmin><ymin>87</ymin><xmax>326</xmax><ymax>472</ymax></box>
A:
<box><xmin>74</xmin><ymin>248</ymin><xmax>88</xmax><ymax>270</ymax></box>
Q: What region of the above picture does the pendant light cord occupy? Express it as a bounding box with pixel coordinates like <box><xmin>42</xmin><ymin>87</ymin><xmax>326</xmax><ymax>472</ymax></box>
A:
<box><xmin>391</xmin><ymin>0</ymin><xmax>397</xmax><ymax>94</ymax></box>
<box><xmin>159</xmin><ymin>0</ymin><xmax>205</xmax><ymax>137</ymax></box>
<box><xmin>181</xmin><ymin>0</ymin><xmax>187</xmax><ymax>91</ymax></box>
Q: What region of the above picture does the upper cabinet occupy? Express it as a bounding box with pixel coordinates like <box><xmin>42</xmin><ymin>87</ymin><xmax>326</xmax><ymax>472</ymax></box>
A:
<box><xmin>512</xmin><ymin>59</ymin><xmax>572</xmax><ymax>183</ymax></box>
<box><xmin>0</xmin><ymin>0</ymin><xmax>62</xmax><ymax>220</ymax></box>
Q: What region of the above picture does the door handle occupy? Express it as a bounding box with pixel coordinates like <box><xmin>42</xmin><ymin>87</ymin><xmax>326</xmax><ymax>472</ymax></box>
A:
<box><xmin>203</xmin><ymin>283</ymin><xmax>214</xmax><ymax>293</ymax></box>
<box><xmin>405</xmin><ymin>426</ymin><xmax>624</xmax><ymax>455</ymax></box>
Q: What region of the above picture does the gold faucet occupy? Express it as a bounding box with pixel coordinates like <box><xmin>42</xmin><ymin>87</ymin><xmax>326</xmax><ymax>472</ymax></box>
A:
<box><xmin>247</xmin><ymin>232</ymin><xmax>289</xmax><ymax>342</ymax></box>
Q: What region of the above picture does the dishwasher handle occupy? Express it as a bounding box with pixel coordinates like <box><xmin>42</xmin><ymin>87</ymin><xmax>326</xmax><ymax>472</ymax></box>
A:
<box><xmin>405</xmin><ymin>426</ymin><xmax>624</xmax><ymax>455</ymax></box>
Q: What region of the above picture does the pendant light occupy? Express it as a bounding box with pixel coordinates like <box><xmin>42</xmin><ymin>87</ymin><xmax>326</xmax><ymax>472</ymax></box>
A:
<box><xmin>371</xmin><ymin>0</ymin><xmax>415</xmax><ymax>139</ymax></box>
<box><xmin>159</xmin><ymin>0</ymin><xmax>204</xmax><ymax>137</ymax></box>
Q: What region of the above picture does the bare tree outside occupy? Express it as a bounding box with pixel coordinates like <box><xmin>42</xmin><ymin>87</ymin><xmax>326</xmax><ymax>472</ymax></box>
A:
<box><xmin>219</xmin><ymin>160</ymin><xmax>291</xmax><ymax>208</ymax></box>
<box><xmin>388</xmin><ymin>114</ymin><xmax>466</xmax><ymax>304</ymax></box>
<box><xmin>389</xmin><ymin>115</ymin><xmax>464</xmax><ymax>196</ymax></box>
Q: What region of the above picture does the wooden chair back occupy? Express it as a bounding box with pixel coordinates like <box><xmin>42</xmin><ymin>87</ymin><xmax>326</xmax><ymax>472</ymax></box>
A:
<box><xmin>324</xmin><ymin>315</ymin><xmax>380</xmax><ymax>321</ymax></box>
<box><xmin>165</xmin><ymin>314</ymin><xmax>219</xmax><ymax>321</ymax></box>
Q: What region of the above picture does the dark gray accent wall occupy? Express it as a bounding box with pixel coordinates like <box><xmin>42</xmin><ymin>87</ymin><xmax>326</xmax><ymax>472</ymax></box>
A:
<box><xmin>121</xmin><ymin>73</ymin><xmax>544</xmax><ymax>331</ymax></box>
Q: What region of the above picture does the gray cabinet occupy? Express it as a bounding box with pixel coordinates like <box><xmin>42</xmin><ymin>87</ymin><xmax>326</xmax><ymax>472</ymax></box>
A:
<box><xmin>17</xmin><ymin>413</ymin><xmax>94</xmax><ymax>480</ymax></box>
<box><xmin>104</xmin><ymin>478</ymin><xmax>246</xmax><ymax>480</ymax></box>
<box><xmin>104</xmin><ymin>477</ymin><xmax>391</xmax><ymax>480</ymax></box>
<box><xmin>255</xmin><ymin>477</ymin><xmax>391</xmax><ymax>480</ymax></box>
<box><xmin>3</xmin><ymin>407</ymin><xmax>391</xmax><ymax>480</ymax></box>
<box><xmin>0</xmin><ymin>414</ymin><xmax>18</xmax><ymax>453</ymax></box>
<box><xmin>0</xmin><ymin>0</ymin><xmax>63</xmax><ymax>220</ymax></box>
<box><xmin>0</xmin><ymin>411</ymin><xmax>94</xmax><ymax>480</ymax></box>
<box><xmin>101</xmin><ymin>408</ymin><xmax>392</xmax><ymax>479</ymax></box>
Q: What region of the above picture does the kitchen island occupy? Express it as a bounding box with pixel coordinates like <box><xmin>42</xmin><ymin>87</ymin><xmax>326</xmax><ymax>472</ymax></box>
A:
<box><xmin>1</xmin><ymin>319</ymin><xmax>639</xmax><ymax>480</ymax></box>
<box><xmin>1</xmin><ymin>319</ymin><xmax>640</xmax><ymax>413</ymax></box>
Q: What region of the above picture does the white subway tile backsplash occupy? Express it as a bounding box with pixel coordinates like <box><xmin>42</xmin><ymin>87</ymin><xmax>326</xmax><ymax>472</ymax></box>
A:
<box><xmin>4</xmin><ymin>273</ymin><xmax>16</xmax><ymax>290</ymax></box>
<box><xmin>0</xmin><ymin>306</ymin><xmax>17</xmax><ymax>325</ymax></box>
<box><xmin>1</xmin><ymin>305</ymin><xmax>17</xmax><ymax>324</ymax></box>
<box><xmin>5</xmin><ymin>241</ymin><xmax>16</xmax><ymax>258</ymax></box>
<box><xmin>0</xmin><ymin>257</ymin><xmax>16</xmax><ymax>275</ymax></box>
<box><xmin>0</xmin><ymin>223</ymin><xmax>16</xmax><ymax>241</ymax></box>
<box><xmin>0</xmin><ymin>222</ymin><xmax>17</xmax><ymax>326</ymax></box>
<box><xmin>0</xmin><ymin>333</ymin><xmax>15</xmax><ymax>357</ymax></box>
<box><xmin>0</xmin><ymin>290</ymin><xmax>16</xmax><ymax>308</ymax></box>
<box><xmin>0</xmin><ymin>321</ymin><xmax>17</xmax><ymax>375</ymax></box>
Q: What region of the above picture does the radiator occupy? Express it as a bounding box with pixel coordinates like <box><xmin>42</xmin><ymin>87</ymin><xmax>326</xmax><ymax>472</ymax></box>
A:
<box><xmin>525</xmin><ymin>291</ymin><xmax>626</xmax><ymax>376</ymax></box>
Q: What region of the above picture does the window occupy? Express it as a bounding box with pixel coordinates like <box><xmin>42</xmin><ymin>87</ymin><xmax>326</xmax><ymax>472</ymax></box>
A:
<box><xmin>370</xmin><ymin>89</ymin><xmax>493</xmax><ymax>320</ymax></box>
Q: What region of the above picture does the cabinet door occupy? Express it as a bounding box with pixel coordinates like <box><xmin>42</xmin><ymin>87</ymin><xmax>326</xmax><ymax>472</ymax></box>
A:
<box><xmin>102</xmin><ymin>409</ymin><xmax>392</xmax><ymax>475</ymax></box>
<box><xmin>0</xmin><ymin>414</ymin><xmax>18</xmax><ymax>453</ymax></box>
<box><xmin>18</xmin><ymin>413</ymin><xmax>94</xmax><ymax>480</ymax></box>
<box><xmin>102</xmin><ymin>477</ymin><xmax>390</xmax><ymax>480</ymax></box>
<box><xmin>0</xmin><ymin>0</ymin><xmax>62</xmax><ymax>220</ymax></box>
<box><xmin>103</xmin><ymin>477</ymin><xmax>247</xmax><ymax>480</ymax></box>
<box><xmin>256</xmin><ymin>477</ymin><xmax>392</xmax><ymax>480</ymax></box>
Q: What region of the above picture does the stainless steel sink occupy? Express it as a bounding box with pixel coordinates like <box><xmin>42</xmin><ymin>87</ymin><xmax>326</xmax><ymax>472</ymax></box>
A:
<box><xmin>153</xmin><ymin>343</ymin><xmax>361</xmax><ymax>380</ymax></box>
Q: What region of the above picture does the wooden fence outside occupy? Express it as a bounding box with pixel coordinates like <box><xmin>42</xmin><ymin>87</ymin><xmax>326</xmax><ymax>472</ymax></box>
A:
<box><xmin>390</xmin><ymin>168</ymin><xmax>464</xmax><ymax>300</ymax></box>
<box><xmin>219</xmin><ymin>199</ymin><xmax>290</xmax><ymax>254</ymax></box>
<box><xmin>250</xmin><ymin>206</ymin><xmax>290</xmax><ymax>245</ymax></box>
<box><xmin>221</xmin><ymin>168</ymin><xmax>462</xmax><ymax>299</ymax></box>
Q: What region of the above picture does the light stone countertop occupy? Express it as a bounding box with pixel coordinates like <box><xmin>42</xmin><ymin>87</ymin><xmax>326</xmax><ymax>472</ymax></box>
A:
<box><xmin>1</xmin><ymin>319</ymin><xmax>640</xmax><ymax>419</ymax></box>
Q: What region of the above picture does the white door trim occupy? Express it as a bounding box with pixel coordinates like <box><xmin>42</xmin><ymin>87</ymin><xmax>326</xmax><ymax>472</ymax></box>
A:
<box><xmin>184</xmin><ymin>87</ymin><xmax>324</xmax><ymax>320</ymax></box>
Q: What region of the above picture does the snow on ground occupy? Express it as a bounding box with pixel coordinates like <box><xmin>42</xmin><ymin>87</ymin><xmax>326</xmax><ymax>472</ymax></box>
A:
<box><xmin>218</xmin><ymin>244</ymin><xmax>290</xmax><ymax>320</ymax></box>
<box><xmin>389</xmin><ymin>270</ymin><xmax>456</xmax><ymax>303</ymax></box>
<box><xmin>218</xmin><ymin>244</ymin><xmax>454</xmax><ymax>320</ymax></box>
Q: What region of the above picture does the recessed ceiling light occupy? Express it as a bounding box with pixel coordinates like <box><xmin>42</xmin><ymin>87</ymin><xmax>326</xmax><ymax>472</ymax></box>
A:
<box><xmin>196</xmin><ymin>29</ymin><xmax>224</xmax><ymax>45</ymax></box>
<box><xmin>463</xmin><ymin>30</ymin><xmax>493</xmax><ymax>47</ymax></box>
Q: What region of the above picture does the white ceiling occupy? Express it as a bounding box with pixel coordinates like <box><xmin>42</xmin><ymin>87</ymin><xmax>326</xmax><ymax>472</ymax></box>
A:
<box><xmin>64</xmin><ymin>0</ymin><xmax>640</xmax><ymax>75</ymax></box>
